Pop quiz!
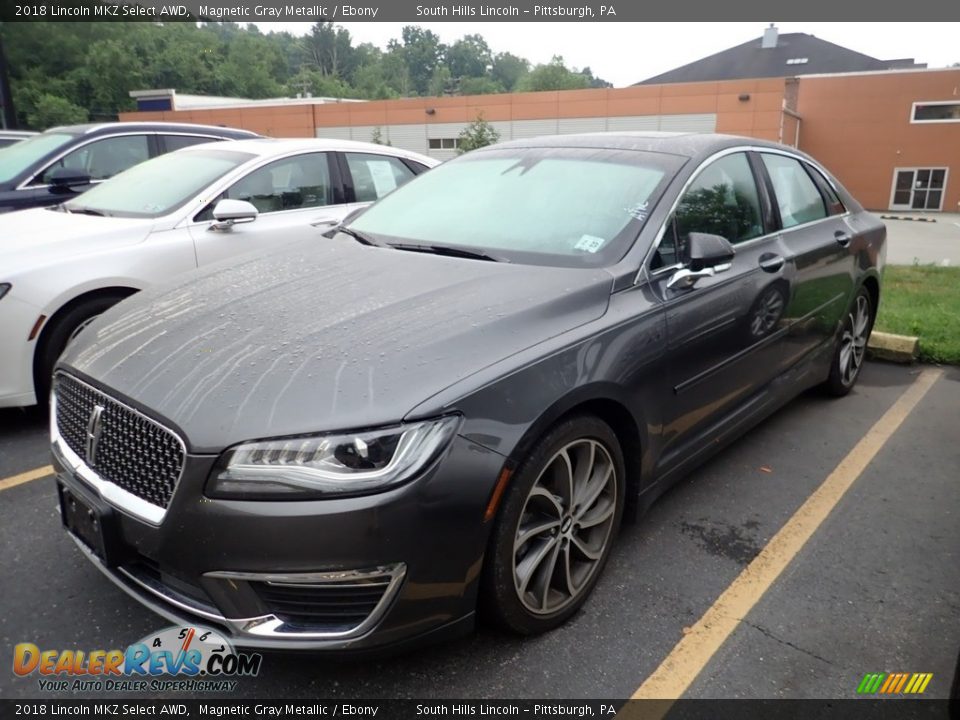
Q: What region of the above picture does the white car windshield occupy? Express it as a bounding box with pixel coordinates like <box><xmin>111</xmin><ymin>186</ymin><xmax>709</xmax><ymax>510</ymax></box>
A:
<box><xmin>0</xmin><ymin>132</ymin><xmax>75</xmax><ymax>184</ymax></box>
<box><xmin>350</xmin><ymin>146</ymin><xmax>680</xmax><ymax>267</ymax></box>
<box><xmin>62</xmin><ymin>148</ymin><xmax>255</xmax><ymax>219</ymax></box>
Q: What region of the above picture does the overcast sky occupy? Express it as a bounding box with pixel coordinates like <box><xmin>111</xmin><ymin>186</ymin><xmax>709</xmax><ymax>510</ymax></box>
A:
<box><xmin>253</xmin><ymin>22</ymin><xmax>960</xmax><ymax>87</ymax></box>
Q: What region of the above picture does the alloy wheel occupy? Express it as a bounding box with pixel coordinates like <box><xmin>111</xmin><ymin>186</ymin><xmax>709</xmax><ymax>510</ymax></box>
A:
<box><xmin>512</xmin><ymin>439</ymin><xmax>618</xmax><ymax>615</ymax></box>
<box><xmin>839</xmin><ymin>293</ymin><xmax>870</xmax><ymax>386</ymax></box>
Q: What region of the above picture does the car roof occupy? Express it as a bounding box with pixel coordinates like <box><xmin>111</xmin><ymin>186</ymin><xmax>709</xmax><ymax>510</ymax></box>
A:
<box><xmin>180</xmin><ymin>137</ymin><xmax>439</xmax><ymax>165</ymax></box>
<box><xmin>486</xmin><ymin>131</ymin><xmax>800</xmax><ymax>161</ymax></box>
<box><xmin>47</xmin><ymin>122</ymin><xmax>258</xmax><ymax>138</ymax></box>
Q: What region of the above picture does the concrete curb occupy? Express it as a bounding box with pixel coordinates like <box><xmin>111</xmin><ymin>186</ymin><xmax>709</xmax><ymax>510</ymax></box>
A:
<box><xmin>868</xmin><ymin>331</ymin><xmax>920</xmax><ymax>363</ymax></box>
<box><xmin>879</xmin><ymin>215</ymin><xmax>937</xmax><ymax>222</ymax></box>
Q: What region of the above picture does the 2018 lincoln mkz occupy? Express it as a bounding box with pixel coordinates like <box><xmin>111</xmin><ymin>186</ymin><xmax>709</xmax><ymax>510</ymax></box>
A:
<box><xmin>52</xmin><ymin>133</ymin><xmax>885</xmax><ymax>652</ymax></box>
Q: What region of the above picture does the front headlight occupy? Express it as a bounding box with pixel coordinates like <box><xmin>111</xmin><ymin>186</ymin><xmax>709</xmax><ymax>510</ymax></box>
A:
<box><xmin>207</xmin><ymin>416</ymin><xmax>460</xmax><ymax>499</ymax></box>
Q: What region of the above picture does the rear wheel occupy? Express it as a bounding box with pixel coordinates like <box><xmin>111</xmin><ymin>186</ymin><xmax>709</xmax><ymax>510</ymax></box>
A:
<box><xmin>823</xmin><ymin>287</ymin><xmax>875</xmax><ymax>397</ymax></box>
<box><xmin>34</xmin><ymin>295</ymin><xmax>125</xmax><ymax>405</ymax></box>
<box><xmin>480</xmin><ymin>415</ymin><xmax>625</xmax><ymax>634</ymax></box>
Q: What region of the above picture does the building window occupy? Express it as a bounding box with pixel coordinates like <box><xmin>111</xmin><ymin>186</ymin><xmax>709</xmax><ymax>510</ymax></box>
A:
<box><xmin>428</xmin><ymin>138</ymin><xmax>460</xmax><ymax>150</ymax></box>
<box><xmin>785</xmin><ymin>58</ymin><xmax>809</xmax><ymax>65</ymax></box>
<box><xmin>911</xmin><ymin>102</ymin><xmax>960</xmax><ymax>123</ymax></box>
<box><xmin>889</xmin><ymin>168</ymin><xmax>947</xmax><ymax>211</ymax></box>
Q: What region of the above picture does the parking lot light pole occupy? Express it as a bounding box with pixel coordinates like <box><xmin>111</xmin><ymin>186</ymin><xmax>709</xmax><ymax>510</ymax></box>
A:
<box><xmin>0</xmin><ymin>30</ymin><xmax>17</xmax><ymax>130</ymax></box>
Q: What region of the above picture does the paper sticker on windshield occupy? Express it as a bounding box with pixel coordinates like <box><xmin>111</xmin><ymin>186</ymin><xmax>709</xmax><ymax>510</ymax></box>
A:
<box><xmin>574</xmin><ymin>235</ymin><xmax>606</xmax><ymax>253</ymax></box>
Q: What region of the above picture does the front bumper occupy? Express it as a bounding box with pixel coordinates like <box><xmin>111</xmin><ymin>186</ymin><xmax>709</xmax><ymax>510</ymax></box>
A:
<box><xmin>53</xmin><ymin>429</ymin><xmax>506</xmax><ymax>652</ymax></box>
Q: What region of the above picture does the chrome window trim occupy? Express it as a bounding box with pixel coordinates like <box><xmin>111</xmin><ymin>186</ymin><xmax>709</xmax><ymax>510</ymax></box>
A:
<box><xmin>51</xmin><ymin>372</ymin><xmax>187</xmax><ymax>526</ymax></box>
<box><xmin>638</xmin><ymin>145</ymin><xmax>850</xmax><ymax>284</ymax></box>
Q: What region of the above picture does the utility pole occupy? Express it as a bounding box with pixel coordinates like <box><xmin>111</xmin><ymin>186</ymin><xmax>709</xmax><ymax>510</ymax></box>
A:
<box><xmin>0</xmin><ymin>30</ymin><xmax>16</xmax><ymax>129</ymax></box>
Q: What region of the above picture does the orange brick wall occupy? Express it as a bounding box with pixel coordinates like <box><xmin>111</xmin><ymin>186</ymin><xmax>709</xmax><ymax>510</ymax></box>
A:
<box><xmin>120</xmin><ymin>78</ymin><xmax>790</xmax><ymax>143</ymax></box>
<box><xmin>119</xmin><ymin>69</ymin><xmax>960</xmax><ymax>212</ymax></box>
<box><xmin>796</xmin><ymin>70</ymin><xmax>960</xmax><ymax>211</ymax></box>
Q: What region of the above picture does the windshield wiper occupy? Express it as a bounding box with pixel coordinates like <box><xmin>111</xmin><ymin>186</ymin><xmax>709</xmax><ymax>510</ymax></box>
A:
<box><xmin>66</xmin><ymin>206</ymin><xmax>107</xmax><ymax>217</ymax></box>
<box><xmin>334</xmin><ymin>226</ymin><xmax>383</xmax><ymax>247</ymax></box>
<box><xmin>387</xmin><ymin>243</ymin><xmax>506</xmax><ymax>263</ymax></box>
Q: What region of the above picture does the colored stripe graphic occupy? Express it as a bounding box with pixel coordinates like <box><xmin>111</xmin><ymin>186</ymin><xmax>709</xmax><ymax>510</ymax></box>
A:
<box><xmin>857</xmin><ymin>672</ymin><xmax>932</xmax><ymax>694</ymax></box>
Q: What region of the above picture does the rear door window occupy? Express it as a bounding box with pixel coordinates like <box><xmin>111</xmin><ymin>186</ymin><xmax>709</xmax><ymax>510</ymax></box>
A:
<box><xmin>161</xmin><ymin>135</ymin><xmax>220</xmax><ymax>153</ymax></box>
<box><xmin>343</xmin><ymin>152</ymin><xmax>417</xmax><ymax>202</ymax></box>
<box><xmin>761</xmin><ymin>153</ymin><xmax>828</xmax><ymax>228</ymax></box>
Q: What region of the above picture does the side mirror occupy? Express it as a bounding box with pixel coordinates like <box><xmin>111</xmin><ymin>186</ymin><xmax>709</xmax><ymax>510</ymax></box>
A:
<box><xmin>48</xmin><ymin>167</ymin><xmax>92</xmax><ymax>194</ymax></box>
<box><xmin>209</xmin><ymin>199</ymin><xmax>258</xmax><ymax>232</ymax></box>
<box><xmin>668</xmin><ymin>232</ymin><xmax>735</xmax><ymax>290</ymax></box>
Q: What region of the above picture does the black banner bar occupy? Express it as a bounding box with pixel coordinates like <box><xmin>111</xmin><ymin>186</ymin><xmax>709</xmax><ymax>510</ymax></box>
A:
<box><xmin>0</xmin><ymin>699</ymin><xmax>952</xmax><ymax>720</ymax></box>
<box><xmin>2</xmin><ymin>0</ymin><xmax>959</xmax><ymax>22</ymax></box>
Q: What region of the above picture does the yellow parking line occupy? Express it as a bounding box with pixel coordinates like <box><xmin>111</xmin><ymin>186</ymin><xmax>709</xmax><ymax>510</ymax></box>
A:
<box><xmin>629</xmin><ymin>367</ymin><xmax>942</xmax><ymax>703</ymax></box>
<box><xmin>0</xmin><ymin>465</ymin><xmax>54</xmax><ymax>492</ymax></box>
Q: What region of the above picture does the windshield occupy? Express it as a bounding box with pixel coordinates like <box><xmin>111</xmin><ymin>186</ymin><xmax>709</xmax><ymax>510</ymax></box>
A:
<box><xmin>350</xmin><ymin>146</ymin><xmax>681</xmax><ymax>267</ymax></box>
<box><xmin>0</xmin><ymin>132</ymin><xmax>75</xmax><ymax>184</ymax></box>
<box><xmin>63</xmin><ymin>148</ymin><xmax>255</xmax><ymax>218</ymax></box>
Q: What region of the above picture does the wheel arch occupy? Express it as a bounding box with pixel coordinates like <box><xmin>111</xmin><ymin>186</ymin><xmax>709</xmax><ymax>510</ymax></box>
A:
<box><xmin>859</xmin><ymin>272</ymin><xmax>880</xmax><ymax>314</ymax></box>
<box><xmin>33</xmin><ymin>285</ymin><xmax>140</xmax><ymax>391</ymax></box>
<box><xmin>504</xmin><ymin>386</ymin><xmax>646</xmax><ymax>524</ymax></box>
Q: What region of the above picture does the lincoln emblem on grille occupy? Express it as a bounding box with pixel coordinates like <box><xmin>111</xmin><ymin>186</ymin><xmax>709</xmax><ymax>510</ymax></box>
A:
<box><xmin>85</xmin><ymin>404</ymin><xmax>105</xmax><ymax>467</ymax></box>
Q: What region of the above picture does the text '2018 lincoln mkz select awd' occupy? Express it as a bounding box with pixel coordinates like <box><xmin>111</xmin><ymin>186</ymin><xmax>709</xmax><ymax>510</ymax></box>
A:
<box><xmin>52</xmin><ymin>133</ymin><xmax>885</xmax><ymax>652</ymax></box>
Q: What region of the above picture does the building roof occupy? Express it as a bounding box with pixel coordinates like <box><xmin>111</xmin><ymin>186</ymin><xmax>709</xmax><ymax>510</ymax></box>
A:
<box><xmin>637</xmin><ymin>27</ymin><xmax>925</xmax><ymax>85</ymax></box>
<box><xmin>128</xmin><ymin>89</ymin><xmax>365</xmax><ymax>112</ymax></box>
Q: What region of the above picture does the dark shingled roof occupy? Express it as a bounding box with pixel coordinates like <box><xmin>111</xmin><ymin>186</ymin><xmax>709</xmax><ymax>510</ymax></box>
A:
<box><xmin>637</xmin><ymin>31</ymin><xmax>925</xmax><ymax>85</ymax></box>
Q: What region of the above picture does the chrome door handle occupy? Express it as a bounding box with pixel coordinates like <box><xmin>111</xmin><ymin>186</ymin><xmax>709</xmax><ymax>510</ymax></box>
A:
<box><xmin>759</xmin><ymin>253</ymin><xmax>785</xmax><ymax>273</ymax></box>
<box><xmin>835</xmin><ymin>231</ymin><xmax>851</xmax><ymax>247</ymax></box>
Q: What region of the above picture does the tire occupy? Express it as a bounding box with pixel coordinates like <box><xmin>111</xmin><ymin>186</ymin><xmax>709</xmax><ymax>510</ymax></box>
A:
<box><xmin>34</xmin><ymin>295</ymin><xmax>124</xmax><ymax>405</ymax></box>
<box><xmin>823</xmin><ymin>286</ymin><xmax>875</xmax><ymax>397</ymax></box>
<box><xmin>480</xmin><ymin>415</ymin><xmax>626</xmax><ymax>635</ymax></box>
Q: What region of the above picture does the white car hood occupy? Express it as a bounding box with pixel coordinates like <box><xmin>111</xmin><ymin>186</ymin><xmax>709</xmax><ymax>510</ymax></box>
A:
<box><xmin>2</xmin><ymin>207</ymin><xmax>156</xmax><ymax>273</ymax></box>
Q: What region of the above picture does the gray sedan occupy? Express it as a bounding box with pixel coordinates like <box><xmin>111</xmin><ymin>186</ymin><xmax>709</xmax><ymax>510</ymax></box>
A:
<box><xmin>51</xmin><ymin>132</ymin><xmax>885</xmax><ymax>652</ymax></box>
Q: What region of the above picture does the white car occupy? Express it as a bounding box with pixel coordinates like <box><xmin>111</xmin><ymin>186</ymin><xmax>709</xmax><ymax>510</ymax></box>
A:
<box><xmin>0</xmin><ymin>138</ymin><xmax>438</xmax><ymax>408</ymax></box>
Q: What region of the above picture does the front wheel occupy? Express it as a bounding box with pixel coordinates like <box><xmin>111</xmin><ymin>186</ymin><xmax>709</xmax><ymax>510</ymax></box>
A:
<box><xmin>823</xmin><ymin>287</ymin><xmax>875</xmax><ymax>397</ymax></box>
<box><xmin>480</xmin><ymin>415</ymin><xmax>625</xmax><ymax>635</ymax></box>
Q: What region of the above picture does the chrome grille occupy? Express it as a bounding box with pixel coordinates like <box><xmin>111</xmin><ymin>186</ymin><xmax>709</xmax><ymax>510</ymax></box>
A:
<box><xmin>54</xmin><ymin>373</ymin><xmax>185</xmax><ymax>510</ymax></box>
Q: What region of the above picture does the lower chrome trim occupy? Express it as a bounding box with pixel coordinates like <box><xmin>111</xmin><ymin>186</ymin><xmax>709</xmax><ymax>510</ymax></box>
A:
<box><xmin>205</xmin><ymin>566</ymin><xmax>407</xmax><ymax>639</ymax></box>
<box><xmin>67</xmin><ymin>532</ymin><xmax>406</xmax><ymax>644</ymax></box>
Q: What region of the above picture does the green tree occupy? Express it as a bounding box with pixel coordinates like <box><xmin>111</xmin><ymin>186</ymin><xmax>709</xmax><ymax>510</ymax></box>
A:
<box><xmin>27</xmin><ymin>94</ymin><xmax>88</xmax><ymax>129</ymax></box>
<box><xmin>457</xmin><ymin>113</ymin><xmax>500</xmax><ymax>154</ymax></box>
<box><xmin>370</xmin><ymin>126</ymin><xmax>391</xmax><ymax>145</ymax></box>
<box><xmin>427</xmin><ymin>65</ymin><xmax>453</xmax><ymax>97</ymax></box>
<box><xmin>517</xmin><ymin>56</ymin><xmax>591</xmax><ymax>92</ymax></box>
<box><xmin>491</xmin><ymin>52</ymin><xmax>529</xmax><ymax>91</ymax></box>
<box><xmin>398</xmin><ymin>26</ymin><xmax>444</xmax><ymax>95</ymax></box>
<box><xmin>459</xmin><ymin>76</ymin><xmax>504</xmax><ymax>95</ymax></box>
<box><xmin>446</xmin><ymin>34</ymin><xmax>492</xmax><ymax>79</ymax></box>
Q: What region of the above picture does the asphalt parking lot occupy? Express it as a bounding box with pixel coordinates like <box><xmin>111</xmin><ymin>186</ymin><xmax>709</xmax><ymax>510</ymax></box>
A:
<box><xmin>1</xmin><ymin>361</ymin><xmax>957</xmax><ymax>701</ymax></box>
<box><xmin>884</xmin><ymin>211</ymin><xmax>960</xmax><ymax>266</ymax></box>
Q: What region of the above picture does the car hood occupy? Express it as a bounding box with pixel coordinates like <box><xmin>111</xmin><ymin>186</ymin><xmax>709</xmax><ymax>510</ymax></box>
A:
<box><xmin>1</xmin><ymin>207</ymin><xmax>154</xmax><ymax>272</ymax></box>
<box><xmin>62</xmin><ymin>238</ymin><xmax>614</xmax><ymax>453</ymax></box>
